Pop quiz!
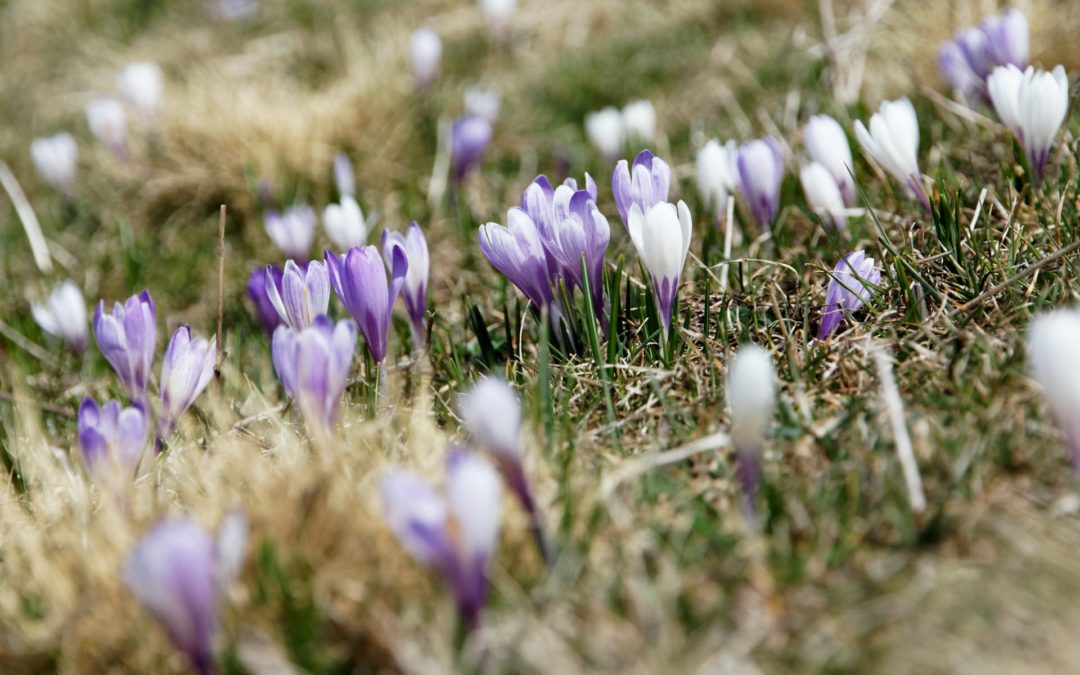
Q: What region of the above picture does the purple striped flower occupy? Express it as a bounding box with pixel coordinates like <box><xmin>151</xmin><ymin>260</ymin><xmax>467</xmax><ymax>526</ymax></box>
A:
<box><xmin>264</xmin><ymin>259</ymin><xmax>330</xmax><ymax>330</ymax></box>
<box><xmin>817</xmin><ymin>251</ymin><xmax>882</xmax><ymax>340</ymax></box>
<box><xmin>938</xmin><ymin>9</ymin><xmax>1028</xmax><ymax>105</ymax></box>
<box><xmin>451</xmin><ymin>115</ymin><xmax>493</xmax><ymax>183</ymax></box>
<box><xmin>78</xmin><ymin>397</ymin><xmax>149</xmax><ymax>477</ymax></box>
<box><xmin>93</xmin><ymin>290</ymin><xmax>157</xmax><ymax>404</ymax></box>
<box><xmin>159</xmin><ymin>326</ymin><xmax>216</xmax><ymax>440</ymax></box>
<box><xmin>521</xmin><ymin>174</ymin><xmax>609</xmax><ymax>321</ymax></box>
<box><xmin>272</xmin><ymin>316</ymin><xmax>356</xmax><ymax>431</ymax></box>
<box><xmin>246</xmin><ymin>265</ymin><xmax>282</xmax><ymax>335</ymax></box>
<box><xmin>987</xmin><ymin>64</ymin><xmax>1070</xmax><ymax>185</ymax></box>
<box><xmin>382</xmin><ymin>222</ymin><xmax>430</xmax><ymax>349</ymax></box>
<box><xmin>627</xmin><ymin>201</ymin><xmax>692</xmax><ymax>342</ymax></box>
<box><xmin>478</xmin><ymin>209</ymin><xmax>556</xmax><ymax>315</ymax></box>
<box><xmin>124</xmin><ymin>515</ymin><xmax>247</xmax><ymax>675</ymax></box>
<box><xmin>611</xmin><ymin>149</ymin><xmax>671</xmax><ymax>227</ymax></box>
<box><xmin>325</xmin><ymin>245</ymin><xmax>407</xmax><ymax>364</ymax></box>
<box><xmin>737</xmin><ymin>137</ymin><xmax>785</xmax><ymax>231</ymax></box>
<box><xmin>381</xmin><ymin>447</ymin><xmax>502</xmax><ymax>630</ymax></box>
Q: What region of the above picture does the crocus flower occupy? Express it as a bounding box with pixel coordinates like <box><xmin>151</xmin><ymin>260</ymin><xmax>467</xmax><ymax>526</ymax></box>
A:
<box><xmin>325</xmin><ymin>245</ymin><xmax>407</xmax><ymax>364</ymax></box>
<box><xmin>158</xmin><ymin>326</ymin><xmax>216</xmax><ymax>440</ymax></box>
<box><xmin>612</xmin><ymin>149</ymin><xmax>672</xmax><ymax>227</ymax></box>
<box><xmin>478</xmin><ymin>0</ymin><xmax>516</xmax><ymax>32</ymax></box>
<box><xmin>817</xmin><ymin>251</ymin><xmax>882</xmax><ymax>340</ymax></box>
<box><xmin>521</xmin><ymin>174</ymin><xmax>609</xmax><ymax>320</ymax></box>
<box><xmin>333</xmin><ymin>152</ymin><xmax>355</xmax><ymax>198</ymax></box>
<box><xmin>30</xmin><ymin>133</ymin><xmax>77</xmax><ymax>195</ymax></box>
<box><xmin>459</xmin><ymin>377</ymin><xmax>551</xmax><ymax>562</ymax></box>
<box><xmin>383</xmin><ymin>222</ymin><xmax>430</xmax><ymax>348</ymax></box>
<box><xmin>622</xmin><ymin>99</ymin><xmax>656</xmax><ymax>144</ymax></box>
<box><xmin>626</xmin><ymin>201</ymin><xmax>692</xmax><ymax>341</ymax></box>
<box><xmin>272</xmin><ymin>316</ymin><xmax>356</xmax><ymax>431</ymax></box>
<box><xmin>94</xmin><ymin>290</ymin><xmax>157</xmax><ymax>404</ymax></box>
<box><xmin>938</xmin><ymin>9</ymin><xmax>1028</xmax><ymax>104</ymax></box>
<box><xmin>737</xmin><ymin>137</ymin><xmax>785</xmax><ymax>231</ymax></box>
<box><xmin>726</xmin><ymin>343</ymin><xmax>776</xmax><ymax>523</ymax></box>
<box><xmin>451</xmin><ymin>115</ymin><xmax>493</xmax><ymax>183</ymax></box>
<box><xmin>265</xmin><ymin>204</ymin><xmax>317</xmax><ymax>262</ymax></box>
<box><xmin>980</xmin><ymin>9</ymin><xmax>1029</xmax><ymax>71</ymax></box>
<box><xmin>803</xmin><ymin>114</ymin><xmax>855</xmax><ymax>205</ymax></box>
<box><xmin>124</xmin><ymin>516</ymin><xmax>247</xmax><ymax>675</ymax></box>
<box><xmin>585</xmin><ymin>107</ymin><xmax>625</xmax><ymax>161</ymax></box>
<box><xmin>85</xmin><ymin>97</ymin><xmax>127</xmax><ymax>157</ymax></box>
<box><xmin>799</xmin><ymin>162</ymin><xmax>847</xmax><ymax>230</ymax></box>
<box><xmin>246</xmin><ymin>265</ymin><xmax>282</xmax><ymax>335</ymax></box>
<box><xmin>1026</xmin><ymin>308</ymin><xmax>1080</xmax><ymax>471</ymax></box>
<box><xmin>987</xmin><ymin>64</ymin><xmax>1070</xmax><ymax>185</ymax></box>
<box><xmin>410</xmin><ymin>27</ymin><xmax>442</xmax><ymax>91</ymax></box>
<box><xmin>695</xmin><ymin>139</ymin><xmax>739</xmax><ymax>225</ymax></box>
<box><xmin>465</xmin><ymin>87</ymin><xmax>501</xmax><ymax>123</ymax></box>
<box><xmin>478</xmin><ymin>209</ymin><xmax>558</xmax><ymax>324</ymax></box>
<box><xmin>323</xmin><ymin>196</ymin><xmax>367</xmax><ymax>250</ymax></box>
<box><xmin>118</xmin><ymin>61</ymin><xmax>164</xmax><ymax>117</ymax></box>
<box><xmin>381</xmin><ymin>448</ymin><xmax>502</xmax><ymax>630</ymax></box>
<box><xmin>264</xmin><ymin>259</ymin><xmax>330</xmax><ymax>330</ymax></box>
<box><xmin>32</xmin><ymin>280</ymin><xmax>88</xmax><ymax>353</ymax></box>
<box><xmin>78</xmin><ymin>397</ymin><xmax>149</xmax><ymax>477</ymax></box>
<box><xmin>938</xmin><ymin>41</ymin><xmax>985</xmax><ymax>105</ymax></box>
<box><xmin>854</xmin><ymin>98</ymin><xmax>928</xmax><ymax>210</ymax></box>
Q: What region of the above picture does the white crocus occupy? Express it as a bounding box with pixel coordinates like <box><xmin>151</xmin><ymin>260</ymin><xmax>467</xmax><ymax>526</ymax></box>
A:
<box><xmin>30</xmin><ymin>133</ymin><xmax>78</xmax><ymax>194</ymax></box>
<box><xmin>478</xmin><ymin>0</ymin><xmax>516</xmax><ymax>31</ymax></box>
<box><xmin>727</xmin><ymin>343</ymin><xmax>776</xmax><ymax>454</ymax></box>
<box><xmin>446</xmin><ymin>450</ymin><xmax>503</xmax><ymax>563</ymax></box>
<box><xmin>1027</xmin><ymin>308</ymin><xmax>1080</xmax><ymax>470</ymax></box>
<box><xmin>626</xmin><ymin>200</ymin><xmax>692</xmax><ymax>340</ymax></box>
<box><xmin>987</xmin><ymin>64</ymin><xmax>1070</xmax><ymax>184</ymax></box>
<box><xmin>459</xmin><ymin>377</ymin><xmax>521</xmax><ymax>459</ymax></box>
<box><xmin>803</xmin><ymin>114</ymin><xmax>855</xmax><ymax>205</ymax></box>
<box><xmin>585</xmin><ymin>107</ymin><xmax>625</xmax><ymax>161</ymax></box>
<box><xmin>695</xmin><ymin>139</ymin><xmax>739</xmax><ymax>223</ymax></box>
<box><xmin>86</xmin><ymin>97</ymin><xmax>128</xmax><ymax>155</ymax></box>
<box><xmin>31</xmin><ymin>280</ymin><xmax>88</xmax><ymax>353</ymax></box>
<box><xmin>622</xmin><ymin>99</ymin><xmax>656</xmax><ymax>144</ymax></box>
<box><xmin>854</xmin><ymin>97</ymin><xmax>927</xmax><ymax>208</ymax></box>
<box><xmin>465</xmin><ymin>87</ymin><xmax>501</xmax><ymax>123</ymax></box>
<box><xmin>323</xmin><ymin>196</ymin><xmax>367</xmax><ymax>250</ymax></box>
<box><xmin>409</xmin><ymin>27</ymin><xmax>442</xmax><ymax>91</ymax></box>
<box><xmin>117</xmin><ymin>61</ymin><xmax>164</xmax><ymax>117</ymax></box>
<box><xmin>799</xmin><ymin>162</ymin><xmax>847</xmax><ymax>230</ymax></box>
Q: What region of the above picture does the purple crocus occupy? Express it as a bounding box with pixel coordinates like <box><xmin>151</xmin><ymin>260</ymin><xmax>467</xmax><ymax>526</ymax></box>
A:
<box><xmin>246</xmin><ymin>265</ymin><xmax>282</xmax><ymax>335</ymax></box>
<box><xmin>158</xmin><ymin>326</ymin><xmax>216</xmax><ymax>440</ymax></box>
<box><xmin>124</xmin><ymin>515</ymin><xmax>247</xmax><ymax>675</ymax></box>
<box><xmin>78</xmin><ymin>397</ymin><xmax>149</xmax><ymax>477</ymax></box>
<box><xmin>382</xmin><ymin>222</ymin><xmax>429</xmax><ymax>349</ymax></box>
<box><xmin>460</xmin><ymin>377</ymin><xmax>550</xmax><ymax>562</ymax></box>
<box><xmin>272</xmin><ymin>315</ymin><xmax>357</xmax><ymax>431</ymax></box>
<box><xmin>938</xmin><ymin>9</ymin><xmax>1028</xmax><ymax>105</ymax></box>
<box><xmin>611</xmin><ymin>149</ymin><xmax>671</xmax><ymax>227</ymax></box>
<box><xmin>817</xmin><ymin>251</ymin><xmax>882</xmax><ymax>340</ymax></box>
<box><xmin>265</xmin><ymin>204</ymin><xmax>317</xmax><ymax>262</ymax></box>
<box><xmin>264</xmin><ymin>259</ymin><xmax>330</xmax><ymax>330</ymax></box>
<box><xmin>381</xmin><ymin>448</ymin><xmax>502</xmax><ymax>630</ymax></box>
<box><xmin>325</xmin><ymin>245</ymin><xmax>407</xmax><ymax>364</ymax></box>
<box><xmin>93</xmin><ymin>290</ymin><xmax>157</xmax><ymax>404</ymax></box>
<box><xmin>737</xmin><ymin>137</ymin><xmax>785</xmax><ymax>231</ymax></box>
<box><xmin>451</xmin><ymin>115</ymin><xmax>493</xmax><ymax>183</ymax></box>
<box><xmin>520</xmin><ymin>174</ymin><xmax>610</xmax><ymax>322</ymax></box>
<box><xmin>478</xmin><ymin>209</ymin><xmax>559</xmax><ymax>326</ymax></box>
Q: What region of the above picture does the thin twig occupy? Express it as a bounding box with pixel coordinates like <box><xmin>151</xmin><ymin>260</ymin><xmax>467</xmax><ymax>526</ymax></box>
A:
<box><xmin>870</xmin><ymin>342</ymin><xmax>926</xmax><ymax>514</ymax></box>
<box><xmin>600</xmin><ymin>431</ymin><xmax>731</xmax><ymax>500</ymax></box>
<box><xmin>215</xmin><ymin>204</ymin><xmax>228</xmax><ymax>375</ymax></box>
<box><xmin>0</xmin><ymin>390</ymin><xmax>74</xmax><ymax>417</ymax></box>
<box><xmin>950</xmin><ymin>239</ymin><xmax>1080</xmax><ymax>315</ymax></box>
<box><xmin>0</xmin><ymin>317</ymin><xmax>51</xmax><ymax>361</ymax></box>
<box><xmin>0</xmin><ymin>161</ymin><xmax>51</xmax><ymax>272</ymax></box>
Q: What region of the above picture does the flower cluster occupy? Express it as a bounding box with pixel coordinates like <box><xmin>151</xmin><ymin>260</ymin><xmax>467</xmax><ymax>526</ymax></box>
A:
<box><xmin>938</xmin><ymin>10</ymin><xmax>1028</xmax><ymax>106</ymax></box>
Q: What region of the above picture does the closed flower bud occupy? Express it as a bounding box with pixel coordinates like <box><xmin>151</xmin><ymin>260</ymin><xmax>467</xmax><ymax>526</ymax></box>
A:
<box><xmin>246</xmin><ymin>264</ymin><xmax>283</xmax><ymax>335</ymax></box>
<box><xmin>478</xmin><ymin>0</ymin><xmax>516</xmax><ymax>31</ymax></box>
<box><xmin>727</xmin><ymin>343</ymin><xmax>776</xmax><ymax>454</ymax></box>
<box><xmin>77</xmin><ymin>397</ymin><xmax>149</xmax><ymax>477</ymax></box>
<box><xmin>736</xmin><ymin>137</ymin><xmax>785</xmax><ymax>231</ymax></box>
<box><xmin>323</xmin><ymin>196</ymin><xmax>368</xmax><ymax>251</ymax></box>
<box><xmin>409</xmin><ymin>27</ymin><xmax>442</xmax><ymax>91</ymax></box>
<box><xmin>1027</xmin><ymin>308</ymin><xmax>1080</xmax><ymax>471</ymax></box>
<box><xmin>382</xmin><ymin>222</ymin><xmax>430</xmax><ymax>348</ymax></box>
<box><xmin>333</xmin><ymin>152</ymin><xmax>355</xmax><ymax>198</ymax></box>
<box><xmin>478</xmin><ymin>208</ymin><xmax>555</xmax><ymax>315</ymax></box>
<box><xmin>802</xmin><ymin>115</ymin><xmax>855</xmax><ymax>205</ymax></box>
<box><xmin>612</xmin><ymin>149</ymin><xmax>672</xmax><ymax>227</ymax></box>
<box><xmin>585</xmin><ymin>107</ymin><xmax>625</xmax><ymax>161</ymax></box>
<box><xmin>854</xmin><ymin>98</ymin><xmax>928</xmax><ymax>209</ymax></box>
<box><xmin>271</xmin><ymin>316</ymin><xmax>356</xmax><ymax>431</ymax></box>
<box><xmin>622</xmin><ymin>99</ymin><xmax>656</xmax><ymax>144</ymax></box>
<box><xmin>117</xmin><ymin>61</ymin><xmax>164</xmax><ymax>117</ymax></box>
<box><xmin>465</xmin><ymin>87</ymin><xmax>501</xmax><ymax>123</ymax></box>
<box><xmin>450</xmin><ymin>115</ymin><xmax>493</xmax><ymax>182</ymax></box>
<box><xmin>799</xmin><ymin>162</ymin><xmax>847</xmax><ymax>230</ymax></box>
<box><xmin>32</xmin><ymin>280</ymin><xmax>88</xmax><ymax>353</ymax></box>
<box><xmin>159</xmin><ymin>326</ymin><xmax>216</xmax><ymax>439</ymax></box>
<box><xmin>85</xmin><ymin>97</ymin><xmax>127</xmax><ymax>157</ymax></box>
<box><xmin>817</xmin><ymin>251</ymin><xmax>882</xmax><ymax>340</ymax></box>
<box><xmin>325</xmin><ymin>245</ymin><xmax>407</xmax><ymax>364</ymax></box>
<box><xmin>626</xmin><ymin>200</ymin><xmax>692</xmax><ymax>341</ymax></box>
<box><xmin>265</xmin><ymin>204</ymin><xmax>317</xmax><ymax>262</ymax></box>
<box><xmin>987</xmin><ymin>64</ymin><xmax>1070</xmax><ymax>185</ymax></box>
<box><xmin>695</xmin><ymin>139</ymin><xmax>739</xmax><ymax>224</ymax></box>
<box><xmin>30</xmin><ymin>133</ymin><xmax>78</xmax><ymax>195</ymax></box>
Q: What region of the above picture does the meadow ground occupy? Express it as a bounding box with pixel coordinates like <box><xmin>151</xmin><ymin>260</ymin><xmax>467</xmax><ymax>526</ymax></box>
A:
<box><xmin>1</xmin><ymin>0</ymin><xmax>1079</xmax><ymax>673</ymax></box>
